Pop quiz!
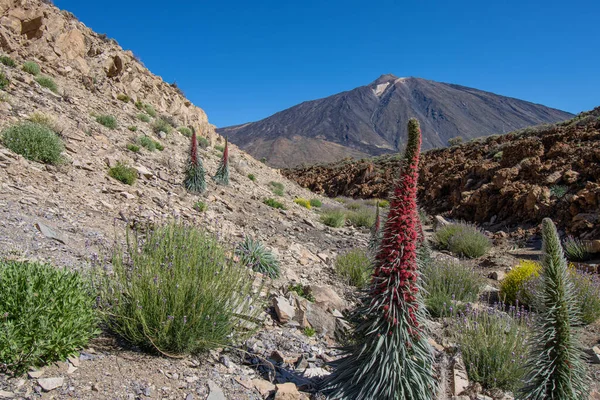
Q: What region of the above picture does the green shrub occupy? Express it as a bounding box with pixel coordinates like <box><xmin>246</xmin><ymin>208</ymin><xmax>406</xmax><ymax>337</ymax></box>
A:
<box><xmin>0</xmin><ymin>72</ymin><xmax>8</xmax><ymax>90</ymax></box>
<box><xmin>194</xmin><ymin>201</ymin><xmax>207</xmax><ymax>212</ymax></box>
<box><xmin>378</xmin><ymin>199</ymin><xmax>389</xmax><ymax>208</ymax></box>
<box><xmin>493</xmin><ymin>151</ymin><xmax>503</xmax><ymax>161</ymax></box>
<box><xmin>117</xmin><ymin>94</ymin><xmax>130</xmax><ymax>102</ymax></box>
<box><xmin>135</xmin><ymin>100</ymin><xmax>143</xmax><ymax>109</ymax></box>
<box><xmin>345</xmin><ymin>200</ymin><xmax>363</xmax><ymax>211</ymax></box>
<box><xmin>247</xmin><ymin>173</ymin><xmax>256</xmax><ymax>181</ymax></box>
<box><xmin>0</xmin><ymin>260</ymin><xmax>98</xmax><ymax>375</ymax></box>
<box><xmin>0</xmin><ymin>55</ymin><xmax>16</xmax><ymax>67</ymax></box>
<box><xmin>309</xmin><ymin>198</ymin><xmax>322</xmax><ymax>208</ymax></box>
<box><xmin>96</xmin><ymin>114</ymin><xmax>117</xmax><ymax>129</ymax></box>
<box><xmin>198</xmin><ymin>137</ymin><xmax>210</xmax><ymax>148</ymax></box>
<box><xmin>35</xmin><ymin>75</ymin><xmax>58</xmax><ymax>93</ymax></box>
<box><xmin>550</xmin><ymin>184</ymin><xmax>568</xmax><ymax>198</ymax></box>
<box><xmin>27</xmin><ymin>112</ymin><xmax>59</xmax><ymax>132</ymax></box>
<box><xmin>127</xmin><ymin>125</ymin><xmax>137</xmax><ymax>132</ymax></box>
<box><xmin>1</xmin><ymin>121</ymin><xmax>63</xmax><ymax>164</ymax></box>
<box><xmin>108</xmin><ymin>162</ymin><xmax>137</xmax><ymax>185</ymax></box>
<box><xmin>320</xmin><ymin>208</ymin><xmax>346</xmax><ymax>228</ymax></box>
<box><xmin>269</xmin><ymin>181</ymin><xmax>284</xmax><ymax>196</ymax></box>
<box><xmin>126</xmin><ymin>143</ymin><xmax>139</xmax><ymax>153</ymax></box>
<box><xmin>448</xmin><ymin>136</ymin><xmax>463</xmax><ymax>146</ymax></box>
<box><xmin>263</xmin><ymin>198</ymin><xmax>286</xmax><ymax>210</ymax></box>
<box><xmin>562</xmin><ymin>236</ymin><xmax>593</xmax><ymax>261</ymax></box>
<box><xmin>303</xmin><ymin>327</ymin><xmax>316</xmax><ymax>337</ymax></box>
<box><xmin>294</xmin><ymin>198</ymin><xmax>311</xmax><ymax>209</ymax></box>
<box><xmin>452</xmin><ymin>303</ymin><xmax>530</xmax><ymax>392</ymax></box>
<box><xmin>178</xmin><ymin>127</ymin><xmax>192</xmax><ymax>137</ymax></box>
<box><xmin>435</xmin><ymin>222</ymin><xmax>491</xmax><ymax>258</ymax></box>
<box><xmin>138</xmin><ymin>135</ymin><xmax>156</xmax><ymax>151</ymax></box>
<box><xmin>137</xmin><ymin>113</ymin><xmax>151</xmax><ymax>123</ymax></box>
<box><xmin>236</xmin><ymin>236</ymin><xmax>280</xmax><ymax>279</ymax></box>
<box><xmin>97</xmin><ymin>222</ymin><xmax>263</xmax><ymax>355</ymax></box>
<box><xmin>143</xmin><ymin>103</ymin><xmax>156</xmax><ymax>117</ymax></box>
<box><xmin>152</xmin><ymin>118</ymin><xmax>172</xmax><ymax>134</ymax></box>
<box><xmin>22</xmin><ymin>61</ymin><xmax>40</xmax><ymax>75</ymax></box>
<box><xmin>154</xmin><ymin>141</ymin><xmax>164</xmax><ymax>151</ymax></box>
<box><xmin>347</xmin><ymin>207</ymin><xmax>376</xmax><ymax>228</ymax></box>
<box><xmin>335</xmin><ymin>249</ymin><xmax>372</xmax><ymax>288</ymax></box>
<box><xmin>260</xmin><ymin>157</ymin><xmax>267</xmax><ymax>164</ymax></box>
<box><xmin>288</xmin><ymin>284</ymin><xmax>315</xmax><ymax>302</ymax></box>
<box><xmin>215</xmin><ymin>144</ymin><xmax>225</xmax><ymax>152</ymax></box>
<box><xmin>421</xmin><ymin>259</ymin><xmax>484</xmax><ymax>317</ymax></box>
<box><xmin>160</xmin><ymin>114</ymin><xmax>178</xmax><ymax>128</ymax></box>
<box><xmin>570</xmin><ymin>269</ymin><xmax>600</xmax><ymax>325</ymax></box>
<box><xmin>500</xmin><ymin>260</ymin><xmax>541</xmax><ymax>305</ymax></box>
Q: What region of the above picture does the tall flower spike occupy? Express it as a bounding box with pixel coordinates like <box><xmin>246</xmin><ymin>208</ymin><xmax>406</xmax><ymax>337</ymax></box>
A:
<box><xmin>519</xmin><ymin>218</ymin><xmax>588</xmax><ymax>399</ymax></box>
<box><xmin>183</xmin><ymin>130</ymin><xmax>207</xmax><ymax>193</ymax></box>
<box><xmin>213</xmin><ymin>137</ymin><xmax>229</xmax><ymax>185</ymax></box>
<box><xmin>322</xmin><ymin>119</ymin><xmax>436</xmax><ymax>400</ymax></box>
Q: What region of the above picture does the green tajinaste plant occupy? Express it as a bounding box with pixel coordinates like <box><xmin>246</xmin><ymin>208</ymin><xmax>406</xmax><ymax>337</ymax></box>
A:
<box><xmin>183</xmin><ymin>130</ymin><xmax>206</xmax><ymax>193</ymax></box>
<box><xmin>213</xmin><ymin>137</ymin><xmax>229</xmax><ymax>185</ymax></box>
<box><xmin>323</xmin><ymin>119</ymin><xmax>436</xmax><ymax>399</ymax></box>
<box><xmin>519</xmin><ymin>218</ymin><xmax>588</xmax><ymax>399</ymax></box>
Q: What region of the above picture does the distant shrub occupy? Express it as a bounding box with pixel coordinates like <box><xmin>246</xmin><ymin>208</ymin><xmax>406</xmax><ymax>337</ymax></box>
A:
<box><xmin>378</xmin><ymin>199</ymin><xmax>390</xmax><ymax>208</ymax></box>
<box><xmin>334</xmin><ymin>197</ymin><xmax>349</xmax><ymax>204</ymax></box>
<box><xmin>493</xmin><ymin>151</ymin><xmax>503</xmax><ymax>161</ymax></box>
<box><xmin>178</xmin><ymin>127</ymin><xmax>192</xmax><ymax>137</ymax></box>
<box><xmin>335</xmin><ymin>249</ymin><xmax>372</xmax><ymax>288</ymax></box>
<box><xmin>345</xmin><ymin>201</ymin><xmax>363</xmax><ymax>211</ymax></box>
<box><xmin>108</xmin><ymin>162</ymin><xmax>137</xmax><ymax>185</ymax></box>
<box><xmin>117</xmin><ymin>94</ymin><xmax>130</xmax><ymax>102</ymax></box>
<box><xmin>269</xmin><ymin>181</ymin><xmax>284</xmax><ymax>196</ymax></box>
<box><xmin>134</xmin><ymin>100</ymin><xmax>143</xmax><ymax>109</ymax></box>
<box><xmin>294</xmin><ymin>198</ymin><xmax>311</xmax><ymax>209</ymax></box>
<box><xmin>154</xmin><ymin>141</ymin><xmax>164</xmax><ymax>151</ymax></box>
<box><xmin>347</xmin><ymin>207</ymin><xmax>375</xmax><ymax>228</ymax></box>
<box><xmin>137</xmin><ymin>113</ymin><xmax>150</xmax><ymax>122</ymax></box>
<box><xmin>421</xmin><ymin>259</ymin><xmax>484</xmax><ymax>317</ymax></box>
<box><xmin>260</xmin><ymin>157</ymin><xmax>267</xmax><ymax>164</ymax></box>
<box><xmin>0</xmin><ymin>55</ymin><xmax>16</xmax><ymax>67</ymax></box>
<box><xmin>321</xmin><ymin>208</ymin><xmax>346</xmax><ymax>228</ymax></box>
<box><xmin>0</xmin><ymin>72</ymin><xmax>8</xmax><ymax>90</ymax></box>
<box><xmin>127</xmin><ymin>125</ymin><xmax>137</xmax><ymax>132</ymax></box>
<box><xmin>96</xmin><ymin>114</ymin><xmax>117</xmax><ymax>129</ymax></box>
<box><xmin>247</xmin><ymin>173</ymin><xmax>256</xmax><ymax>181</ymax></box>
<box><xmin>194</xmin><ymin>201</ymin><xmax>207</xmax><ymax>212</ymax></box>
<box><xmin>22</xmin><ymin>61</ymin><xmax>40</xmax><ymax>75</ymax></box>
<box><xmin>198</xmin><ymin>137</ymin><xmax>210</xmax><ymax>149</ymax></box>
<box><xmin>35</xmin><ymin>75</ymin><xmax>58</xmax><ymax>93</ymax></box>
<box><xmin>1</xmin><ymin>121</ymin><xmax>63</xmax><ymax>164</ymax></box>
<box><xmin>563</xmin><ymin>236</ymin><xmax>593</xmax><ymax>261</ymax></box>
<box><xmin>126</xmin><ymin>143</ymin><xmax>139</xmax><ymax>153</ymax></box>
<box><xmin>309</xmin><ymin>198</ymin><xmax>322</xmax><ymax>208</ymax></box>
<box><xmin>152</xmin><ymin>118</ymin><xmax>172</xmax><ymax>134</ymax></box>
<box><xmin>97</xmin><ymin>222</ymin><xmax>263</xmax><ymax>355</ymax></box>
<box><xmin>160</xmin><ymin>114</ymin><xmax>178</xmax><ymax>128</ymax></box>
<box><xmin>448</xmin><ymin>136</ymin><xmax>464</xmax><ymax>146</ymax></box>
<box><xmin>500</xmin><ymin>260</ymin><xmax>541</xmax><ymax>305</ymax></box>
<box><xmin>550</xmin><ymin>184</ymin><xmax>568</xmax><ymax>198</ymax></box>
<box><xmin>263</xmin><ymin>198</ymin><xmax>286</xmax><ymax>210</ymax></box>
<box><xmin>288</xmin><ymin>284</ymin><xmax>315</xmax><ymax>302</ymax></box>
<box><xmin>236</xmin><ymin>236</ymin><xmax>280</xmax><ymax>279</ymax></box>
<box><xmin>0</xmin><ymin>260</ymin><xmax>98</xmax><ymax>375</ymax></box>
<box><xmin>435</xmin><ymin>222</ymin><xmax>491</xmax><ymax>258</ymax></box>
<box><xmin>143</xmin><ymin>103</ymin><xmax>156</xmax><ymax>117</ymax></box>
<box><xmin>215</xmin><ymin>144</ymin><xmax>225</xmax><ymax>152</ymax></box>
<box><xmin>138</xmin><ymin>135</ymin><xmax>157</xmax><ymax>151</ymax></box>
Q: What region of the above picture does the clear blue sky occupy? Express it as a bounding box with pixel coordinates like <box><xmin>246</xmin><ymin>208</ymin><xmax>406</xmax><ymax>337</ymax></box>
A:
<box><xmin>55</xmin><ymin>0</ymin><xmax>599</xmax><ymax>127</ymax></box>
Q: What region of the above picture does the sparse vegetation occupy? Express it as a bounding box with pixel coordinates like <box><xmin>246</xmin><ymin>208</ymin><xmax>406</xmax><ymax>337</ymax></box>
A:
<box><xmin>198</xmin><ymin>137</ymin><xmax>210</xmax><ymax>149</ymax></box>
<box><xmin>178</xmin><ymin>127</ymin><xmax>192</xmax><ymax>137</ymax></box>
<box><xmin>346</xmin><ymin>207</ymin><xmax>376</xmax><ymax>228</ymax></box>
<box><xmin>294</xmin><ymin>198</ymin><xmax>311</xmax><ymax>209</ymax></box>
<box><xmin>0</xmin><ymin>260</ymin><xmax>98</xmax><ymax>375</ymax></box>
<box><xmin>108</xmin><ymin>162</ymin><xmax>137</xmax><ymax>185</ymax></box>
<box><xmin>0</xmin><ymin>72</ymin><xmax>9</xmax><ymax>90</ymax></box>
<box><xmin>570</xmin><ymin>269</ymin><xmax>600</xmax><ymax>325</ymax></box>
<box><xmin>127</xmin><ymin>125</ymin><xmax>137</xmax><ymax>132</ymax></box>
<box><xmin>1</xmin><ymin>121</ymin><xmax>63</xmax><ymax>164</ymax></box>
<box><xmin>194</xmin><ymin>201</ymin><xmax>207</xmax><ymax>212</ymax></box>
<box><xmin>137</xmin><ymin>135</ymin><xmax>162</xmax><ymax>152</ymax></box>
<box><xmin>247</xmin><ymin>173</ymin><xmax>256</xmax><ymax>181</ymax></box>
<box><xmin>27</xmin><ymin>112</ymin><xmax>60</xmax><ymax>132</ymax></box>
<box><xmin>335</xmin><ymin>249</ymin><xmax>372</xmax><ymax>288</ymax></box>
<box><xmin>35</xmin><ymin>75</ymin><xmax>58</xmax><ymax>93</ymax></box>
<box><xmin>550</xmin><ymin>184</ymin><xmax>568</xmax><ymax>198</ymax></box>
<box><xmin>215</xmin><ymin>144</ymin><xmax>225</xmax><ymax>152</ymax></box>
<box><xmin>97</xmin><ymin>222</ymin><xmax>263</xmax><ymax>355</ymax></box>
<box><xmin>263</xmin><ymin>198</ymin><xmax>286</xmax><ymax>210</ymax></box>
<box><xmin>303</xmin><ymin>327</ymin><xmax>316</xmax><ymax>337</ymax></box>
<box><xmin>288</xmin><ymin>284</ymin><xmax>315</xmax><ymax>302</ymax></box>
<box><xmin>269</xmin><ymin>181</ymin><xmax>285</xmax><ymax>196</ymax></box>
<box><xmin>236</xmin><ymin>236</ymin><xmax>280</xmax><ymax>279</ymax></box>
<box><xmin>0</xmin><ymin>55</ymin><xmax>16</xmax><ymax>67</ymax></box>
<box><xmin>320</xmin><ymin>208</ymin><xmax>346</xmax><ymax>228</ymax></box>
<box><xmin>500</xmin><ymin>260</ymin><xmax>541</xmax><ymax>306</ymax></box>
<box><xmin>562</xmin><ymin>236</ymin><xmax>593</xmax><ymax>261</ymax></box>
<box><xmin>448</xmin><ymin>136</ymin><xmax>464</xmax><ymax>146</ymax></box>
<box><xmin>137</xmin><ymin>113</ymin><xmax>151</xmax><ymax>123</ymax></box>
<box><xmin>126</xmin><ymin>143</ymin><xmax>140</xmax><ymax>153</ymax></box>
<box><xmin>22</xmin><ymin>61</ymin><xmax>40</xmax><ymax>75</ymax></box>
<box><xmin>143</xmin><ymin>103</ymin><xmax>156</xmax><ymax>117</ymax></box>
<box><xmin>152</xmin><ymin>118</ymin><xmax>172</xmax><ymax>134</ymax></box>
<box><xmin>96</xmin><ymin>114</ymin><xmax>117</xmax><ymax>129</ymax></box>
<box><xmin>434</xmin><ymin>222</ymin><xmax>491</xmax><ymax>258</ymax></box>
<box><xmin>117</xmin><ymin>94</ymin><xmax>130</xmax><ymax>102</ymax></box>
<box><xmin>309</xmin><ymin>198</ymin><xmax>322</xmax><ymax>208</ymax></box>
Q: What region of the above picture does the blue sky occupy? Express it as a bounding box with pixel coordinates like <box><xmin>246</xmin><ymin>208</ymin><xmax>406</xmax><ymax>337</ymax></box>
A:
<box><xmin>55</xmin><ymin>0</ymin><xmax>599</xmax><ymax>127</ymax></box>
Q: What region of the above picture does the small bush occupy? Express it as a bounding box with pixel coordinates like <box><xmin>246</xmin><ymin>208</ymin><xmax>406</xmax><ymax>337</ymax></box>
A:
<box><xmin>0</xmin><ymin>55</ymin><xmax>16</xmax><ymax>67</ymax></box>
<box><xmin>0</xmin><ymin>72</ymin><xmax>8</xmax><ymax>90</ymax></box>
<box><xmin>321</xmin><ymin>208</ymin><xmax>346</xmax><ymax>228</ymax></box>
<box><xmin>451</xmin><ymin>303</ymin><xmax>531</xmax><ymax>392</ymax></box>
<box><xmin>435</xmin><ymin>222</ymin><xmax>491</xmax><ymax>258</ymax></box>
<box><xmin>178</xmin><ymin>127</ymin><xmax>192</xmax><ymax>137</ymax></box>
<box><xmin>194</xmin><ymin>201</ymin><xmax>207</xmax><ymax>212</ymax></box>
<box><xmin>138</xmin><ymin>135</ymin><xmax>156</xmax><ymax>151</ymax></box>
<box><xmin>294</xmin><ymin>198</ymin><xmax>311</xmax><ymax>209</ymax></box>
<box><xmin>108</xmin><ymin>162</ymin><xmax>137</xmax><ymax>185</ymax></box>
<box><xmin>1</xmin><ymin>121</ymin><xmax>63</xmax><ymax>164</ymax></box>
<box><xmin>117</xmin><ymin>93</ymin><xmax>130</xmax><ymax>102</ymax></box>
<box><xmin>96</xmin><ymin>114</ymin><xmax>117</xmax><ymax>129</ymax></box>
<box><xmin>448</xmin><ymin>136</ymin><xmax>463</xmax><ymax>146</ymax></box>
<box><xmin>22</xmin><ymin>61</ymin><xmax>40</xmax><ymax>75</ymax></box>
<box><xmin>27</xmin><ymin>112</ymin><xmax>59</xmax><ymax>132</ymax></box>
<box><xmin>134</xmin><ymin>100</ymin><xmax>143</xmax><ymax>109</ymax></box>
<box><xmin>126</xmin><ymin>143</ymin><xmax>139</xmax><ymax>153</ymax></box>
<box><xmin>127</xmin><ymin>125</ymin><xmax>137</xmax><ymax>132</ymax></box>
<box><xmin>263</xmin><ymin>198</ymin><xmax>286</xmax><ymax>210</ymax></box>
<box><xmin>550</xmin><ymin>184</ymin><xmax>568</xmax><ymax>198</ymax></box>
<box><xmin>198</xmin><ymin>137</ymin><xmax>210</xmax><ymax>148</ymax></box>
<box><xmin>160</xmin><ymin>114</ymin><xmax>178</xmax><ymax>128</ymax></box>
<box><xmin>0</xmin><ymin>260</ymin><xmax>98</xmax><ymax>375</ymax></box>
<box><xmin>335</xmin><ymin>249</ymin><xmax>372</xmax><ymax>288</ymax></box>
<box><xmin>500</xmin><ymin>260</ymin><xmax>541</xmax><ymax>305</ymax></box>
<box><xmin>493</xmin><ymin>151</ymin><xmax>503</xmax><ymax>161</ymax></box>
<box><xmin>288</xmin><ymin>284</ymin><xmax>315</xmax><ymax>302</ymax></box>
<box><xmin>137</xmin><ymin>113</ymin><xmax>151</xmax><ymax>123</ymax></box>
<box><xmin>563</xmin><ymin>236</ymin><xmax>593</xmax><ymax>261</ymax></box>
<box><xmin>34</xmin><ymin>75</ymin><xmax>58</xmax><ymax>93</ymax></box>
<box><xmin>152</xmin><ymin>118</ymin><xmax>172</xmax><ymax>134</ymax></box>
<box><xmin>269</xmin><ymin>181</ymin><xmax>284</xmax><ymax>196</ymax></box>
<box><xmin>345</xmin><ymin>201</ymin><xmax>363</xmax><ymax>211</ymax></box>
<box><xmin>236</xmin><ymin>237</ymin><xmax>280</xmax><ymax>279</ymax></box>
<box><xmin>309</xmin><ymin>198</ymin><xmax>322</xmax><ymax>208</ymax></box>
<box><xmin>143</xmin><ymin>103</ymin><xmax>156</xmax><ymax>117</ymax></box>
<box><xmin>154</xmin><ymin>141</ymin><xmax>164</xmax><ymax>151</ymax></box>
<box><xmin>571</xmin><ymin>269</ymin><xmax>600</xmax><ymax>325</ymax></box>
<box><xmin>347</xmin><ymin>207</ymin><xmax>376</xmax><ymax>228</ymax></box>
<box><xmin>421</xmin><ymin>259</ymin><xmax>484</xmax><ymax>317</ymax></box>
<box><xmin>215</xmin><ymin>144</ymin><xmax>225</xmax><ymax>152</ymax></box>
<box><xmin>303</xmin><ymin>327</ymin><xmax>316</xmax><ymax>337</ymax></box>
<box><xmin>260</xmin><ymin>157</ymin><xmax>267</xmax><ymax>164</ymax></box>
<box><xmin>247</xmin><ymin>173</ymin><xmax>256</xmax><ymax>181</ymax></box>
<box><xmin>97</xmin><ymin>222</ymin><xmax>263</xmax><ymax>355</ymax></box>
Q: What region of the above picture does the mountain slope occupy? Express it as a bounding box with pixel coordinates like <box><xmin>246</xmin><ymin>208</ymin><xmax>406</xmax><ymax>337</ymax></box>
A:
<box><xmin>218</xmin><ymin>74</ymin><xmax>573</xmax><ymax>168</ymax></box>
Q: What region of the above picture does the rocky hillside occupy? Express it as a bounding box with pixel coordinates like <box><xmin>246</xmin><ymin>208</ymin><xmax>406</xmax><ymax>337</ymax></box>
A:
<box><xmin>284</xmin><ymin>108</ymin><xmax>600</xmax><ymax>239</ymax></box>
<box><xmin>218</xmin><ymin>74</ymin><xmax>573</xmax><ymax>168</ymax></box>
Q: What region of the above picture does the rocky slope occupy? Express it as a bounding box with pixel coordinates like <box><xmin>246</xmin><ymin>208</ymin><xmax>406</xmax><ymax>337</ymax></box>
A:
<box><xmin>218</xmin><ymin>74</ymin><xmax>573</xmax><ymax>168</ymax></box>
<box><xmin>284</xmin><ymin>108</ymin><xmax>600</xmax><ymax>239</ymax></box>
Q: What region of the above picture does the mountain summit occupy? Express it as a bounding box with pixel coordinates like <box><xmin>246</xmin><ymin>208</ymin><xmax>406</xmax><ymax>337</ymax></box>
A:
<box><xmin>218</xmin><ymin>76</ymin><xmax>573</xmax><ymax>168</ymax></box>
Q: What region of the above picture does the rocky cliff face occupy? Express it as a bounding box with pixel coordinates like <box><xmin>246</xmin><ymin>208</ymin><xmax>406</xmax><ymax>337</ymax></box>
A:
<box><xmin>219</xmin><ymin>74</ymin><xmax>573</xmax><ymax>168</ymax></box>
<box><xmin>0</xmin><ymin>0</ymin><xmax>215</xmax><ymax>139</ymax></box>
<box><xmin>283</xmin><ymin>109</ymin><xmax>600</xmax><ymax>238</ymax></box>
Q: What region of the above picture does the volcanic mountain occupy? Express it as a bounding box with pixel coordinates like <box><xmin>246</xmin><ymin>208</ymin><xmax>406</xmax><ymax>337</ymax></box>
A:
<box><xmin>218</xmin><ymin>74</ymin><xmax>573</xmax><ymax>168</ymax></box>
